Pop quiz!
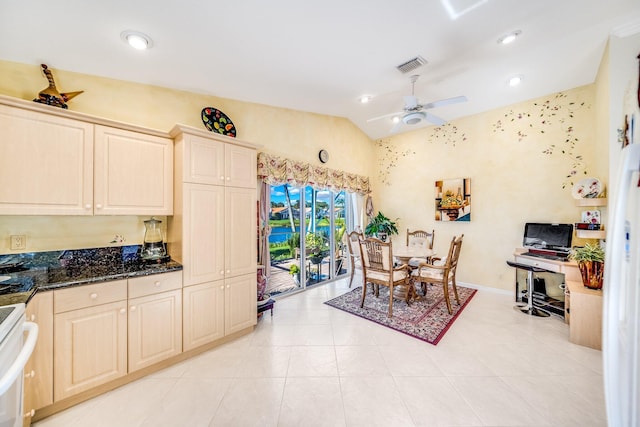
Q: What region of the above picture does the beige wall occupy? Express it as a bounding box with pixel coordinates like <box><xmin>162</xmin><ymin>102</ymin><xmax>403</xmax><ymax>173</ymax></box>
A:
<box><xmin>374</xmin><ymin>84</ymin><xmax>604</xmax><ymax>292</ymax></box>
<box><xmin>0</xmin><ymin>60</ymin><xmax>376</xmax><ymax>254</ymax></box>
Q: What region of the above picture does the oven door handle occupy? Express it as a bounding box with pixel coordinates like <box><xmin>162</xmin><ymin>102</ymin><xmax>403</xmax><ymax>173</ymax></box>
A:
<box><xmin>0</xmin><ymin>321</ymin><xmax>39</xmax><ymax>396</ymax></box>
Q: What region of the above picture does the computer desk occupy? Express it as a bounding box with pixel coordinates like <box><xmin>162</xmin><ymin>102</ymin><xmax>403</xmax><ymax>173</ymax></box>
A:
<box><xmin>513</xmin><ymin>248</ymin><xmax>603</xmax><ymax>350</ymax></box>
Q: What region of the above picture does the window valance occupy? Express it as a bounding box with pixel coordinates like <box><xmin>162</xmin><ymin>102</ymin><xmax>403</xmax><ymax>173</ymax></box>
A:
<box><xmin>257</xmin><ymin>152</ymin><xmax>371</xmax><ymax>195</ymax></box>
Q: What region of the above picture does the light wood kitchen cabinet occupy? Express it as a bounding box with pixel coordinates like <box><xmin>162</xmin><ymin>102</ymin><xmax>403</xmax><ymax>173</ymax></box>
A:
<box><xmin>0</xmin><ymin>103</ymin><xmax>94</xmax><ymax>215</ymax></box>
<box><xmin>182</xmin><ymin>281</ymin><xmax>225</xmax><ymax>351</ymax></box>
<box><xmin>170</xmin><ymin>125</ymin><xmax>258</xmax><ymax>350</ymax></box>
<box><xmin>94</xmin><ymin>125</ymin><xmax>173</xmax><ymax>215</ymax></box>
<box><xmin>53</xmin><ymin>282</ymin><xmax>128</xmax><ymax>401</ymax></box>
<box><xmin>0</xmin><ymin>95</ymin><xmax>173</xmax><ymax>216</ymax></box>
<box><xmin>128</xmin><ymin>289</ymin><xmax>182</xmax><ymax>372</ymax></box>
<box><xmin>177</xmin><ymin>129</ymin><xmax>256</xmax><ymax>188</ymax></box>
<box><xmin>182</xmin><ymin>274</ymin><xmax>256</xmax><ymax>350</ymax></box>
<box><xmin>23</xmin><ymin>292</ymin><xmax>54</xmax><ymax>426</ymax></box>
<box><xmin>127</xmin><ymin>272</ymin><xmax>183</xmax><ymax>371</ymax></box>
<box><xmin>224</xmin><ymin>274</ymin><xmax>258</xmax><ymax>335</ymax></box>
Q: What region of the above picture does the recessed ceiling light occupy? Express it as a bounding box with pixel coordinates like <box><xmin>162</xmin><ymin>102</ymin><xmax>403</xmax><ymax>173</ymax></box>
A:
<box><xmin>497</xmin><ymin>30</ymin><xmax>522</xmax><ymax>45</ymax></box>
<box><xmin>359</xmin><ymin>95</ymin><xmax>372</xmax><ymax>104</ymax></box>
<box><xmin>120</xmin><ymin>30</ymin><xmax>153</xmax><ymax>50</ymax></box>
<box><xmin>508</xmin><ymin>75</ymin><xmax>523</xmax><ymax>86</ymax></box>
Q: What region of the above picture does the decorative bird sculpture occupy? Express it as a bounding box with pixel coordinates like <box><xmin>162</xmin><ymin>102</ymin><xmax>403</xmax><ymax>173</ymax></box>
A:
<box><xmin>33</xmin><ymin>64</ymin><xmax>83</xmax><ymax>109</ymax></box>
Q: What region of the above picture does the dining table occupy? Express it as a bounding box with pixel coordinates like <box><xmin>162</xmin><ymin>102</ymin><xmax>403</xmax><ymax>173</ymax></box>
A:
<box><xmin>393</xmin><ymin>246</ymin><xmax>436</xmax><ymax>267</ymax></box>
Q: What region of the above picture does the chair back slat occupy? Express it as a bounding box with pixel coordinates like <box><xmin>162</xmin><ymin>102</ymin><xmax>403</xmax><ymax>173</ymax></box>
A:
<box><xmin>359</xmin><ymin>237</ymin><xmax>393</xmax><ymax>272</ymax></box>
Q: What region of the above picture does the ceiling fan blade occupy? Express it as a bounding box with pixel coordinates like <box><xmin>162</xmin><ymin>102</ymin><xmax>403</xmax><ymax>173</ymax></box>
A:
<box><xmin>389</xmin><ymin>120</ymin><xmax>403</xmax><ymax>134</ymax></box>
<box><xmin>421</xmin><ymin>95</ymin><xmax>468</xmax><ymax>110</ymax></box>
<box><xmin>424</xmin><ymin>112</ymin><xmax>447</xmax><ymax>126</ymax></box>
<box><xmin>403</xmin><ymin>95</ymin><xmax>419</xmax><ymax>110</ymax></box>
<box><xmin>367</xmin><ymin>111</ymin><xmax>404</xmax><ymax>122</ymax></box>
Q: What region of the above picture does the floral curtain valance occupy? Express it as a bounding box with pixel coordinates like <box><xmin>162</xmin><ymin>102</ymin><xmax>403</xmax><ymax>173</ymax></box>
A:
<box><xmin>257</xmin><ymin>152</ymin><xmax>371</xmax><ymax>195</ymax></box>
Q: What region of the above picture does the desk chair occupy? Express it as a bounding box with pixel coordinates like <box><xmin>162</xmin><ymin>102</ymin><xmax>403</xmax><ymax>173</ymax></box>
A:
<box><xmin>412</xmin><ymin>234</ymin><xmax>463</xmax><ymax>314</ymax></box>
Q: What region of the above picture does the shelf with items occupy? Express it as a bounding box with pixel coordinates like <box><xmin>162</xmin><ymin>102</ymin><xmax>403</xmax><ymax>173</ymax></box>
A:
<box><xmin>574</xmin><ymin>197</ymin><xmax>607</xmax><ymax>240</ymax></box>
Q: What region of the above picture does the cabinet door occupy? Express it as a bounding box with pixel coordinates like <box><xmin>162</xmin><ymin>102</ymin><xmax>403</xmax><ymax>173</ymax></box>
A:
<box><xmin>54</xmin><ymin>301</ymin><xmax>127</xmax><ymax>401</ymax></box>
<box><xmin>225</xmin><ymin>187</ymin><xmax>257</xmax><ymax>277</ymax></box>
<box><xmin>94</xmin><ymin>125</ymin><xmax>173</xmax><ymax>215</ymax></box>
<box><xmin>182</xmin><ymin>183</ymin><xmax>225</xmax><ymax>286</ymax></box>
<box><xmin>0</xmin><ymin>104</ymin><xmax>94</xmax><ymax>215</ymax></box>
<box><xmin>183</xmin><ymin>134</ymin><xmax>225</xmax><ymax>185</ymax></box>
<box><xmin>183</xmin><ymin>281</ymin><xmax>225</xmax><ymax>351</ymax></box>
<box><xmin>225</xmin><ymin>144</ymin><xmax>256</xmax><ymax>189</ymax></box>
<box><xmin>24</xmin><ymin>292</ymin><xmax>53</xmax><ymax>425</ymax></box>
<box><xmin>225</xmin><ymin>274</ymin><xmax>257</xmax><ymax>335</ymax></box>
<box><xmin>128</xmin><ymin>289</ymin><xmax>182</xmax><ymax>372</ymax></box>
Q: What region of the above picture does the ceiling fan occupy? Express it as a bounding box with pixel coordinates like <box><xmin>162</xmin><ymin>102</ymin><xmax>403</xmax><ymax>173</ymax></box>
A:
<box><xmin>367</xmin><ymin>74</ymin><xmax>467</xmax><ymax>132</ymax></box>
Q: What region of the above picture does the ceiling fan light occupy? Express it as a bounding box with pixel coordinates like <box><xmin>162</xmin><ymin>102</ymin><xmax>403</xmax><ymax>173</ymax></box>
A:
<box><xmin>392</xmin><ymin>116</ymin><xmax>400</xmax><ymax>124</ymax></box>
<box><xmin>403</xmin><ymin>111</ymin><xmax>426</xmax><ymax>125</ymax></box>
<box><xmin>359</xmin><ymin>95</ymin><xmax>371</xmax><ymax>104</ymax></box>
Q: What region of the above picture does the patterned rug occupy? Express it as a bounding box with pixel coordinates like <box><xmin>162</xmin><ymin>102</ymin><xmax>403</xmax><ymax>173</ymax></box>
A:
<box><xmin>324</xmin><ymin>284</ymin><xmax>477</xmax><ymax>345</ymax></box>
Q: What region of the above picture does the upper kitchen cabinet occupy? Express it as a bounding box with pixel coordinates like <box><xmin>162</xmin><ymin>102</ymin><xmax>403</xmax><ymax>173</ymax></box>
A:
<box><xmin>0</xmin><ymin>95</ymin><xmax>173</xmax><ymax>215</ymax></box>
<box><xmin>171</xmin><ymin>125</ymin><xmax>256</xmax><ymax>189</ymax></box>
<box><xmin>0</xmin><ymin>103</ymin><xmax>94</xmax><ymax>215</ymax></box>
<box><xmin>94</xmin><ymin>126</ymin><xmax>173</xmax><ymax>215</ymax></box>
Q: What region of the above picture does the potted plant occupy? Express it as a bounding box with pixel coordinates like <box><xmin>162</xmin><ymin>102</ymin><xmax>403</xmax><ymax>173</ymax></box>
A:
<box><xmin>364</xmin><ymin>211</ymin><xmax>399</xmax><ymax>241</ymax></box>
<box><xmin>570</xmin><ymin>243</ymin><xmax>605</xmax><ymax>290</ymax></box>
<box><xmin>289</xmin><ymin>264</ymin><xmax>300</xmax><ymax>283</ymax></box>
<box><xmin>306</xmin><ymin>232</ymin><xmax>329</xmax><ymax>264</ymax></box>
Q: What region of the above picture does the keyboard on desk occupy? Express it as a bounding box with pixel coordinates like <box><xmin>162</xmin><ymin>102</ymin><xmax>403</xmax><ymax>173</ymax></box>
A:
<box><xmin>523</xmin><ymin>251</ymin><xmax>569</xmax><ymax>262</ymax></box>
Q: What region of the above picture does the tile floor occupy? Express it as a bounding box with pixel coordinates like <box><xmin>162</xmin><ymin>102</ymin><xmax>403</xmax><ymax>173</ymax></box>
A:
<box><xmin>33</xmin><ymin>278</ymin><xmax>607</xmax><ymax>427</ymax></box>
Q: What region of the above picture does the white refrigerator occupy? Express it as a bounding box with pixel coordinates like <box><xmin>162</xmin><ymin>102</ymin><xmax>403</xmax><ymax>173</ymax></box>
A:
<box><xmin>604</xmin><ymin>143</ymin><xmax>640</xmax><ymax>427</ymax></box>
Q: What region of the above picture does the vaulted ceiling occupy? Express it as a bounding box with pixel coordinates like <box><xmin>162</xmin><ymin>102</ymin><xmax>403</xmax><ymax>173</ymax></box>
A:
<box><xmin>1</xmin><ymin>0</ymin><xmax>639</xmax><ymax>139</ymax></box>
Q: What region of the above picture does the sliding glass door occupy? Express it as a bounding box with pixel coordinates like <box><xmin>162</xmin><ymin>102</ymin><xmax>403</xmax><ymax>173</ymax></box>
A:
<box><xmin>266</xmin><ymin>184</ymin><xmax>348</xmax><ymax>297</ymax></box>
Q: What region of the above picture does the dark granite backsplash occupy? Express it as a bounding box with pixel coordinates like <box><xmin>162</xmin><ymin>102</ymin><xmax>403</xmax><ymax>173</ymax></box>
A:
<box><xmin>0</xmin><ymin>245</ymin><xmax>182</xmax><ymax>306</ymax></box>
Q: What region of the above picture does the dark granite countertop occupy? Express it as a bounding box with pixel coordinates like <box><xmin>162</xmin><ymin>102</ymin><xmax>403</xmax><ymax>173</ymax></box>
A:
<box><xmin>0</xmin><ymin>246</ymin><xmax>182</xmax><ymax>306</ymax></box>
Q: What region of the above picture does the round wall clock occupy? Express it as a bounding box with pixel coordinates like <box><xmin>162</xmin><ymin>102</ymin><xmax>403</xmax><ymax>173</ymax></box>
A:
<box><xmin>319</xmin><ymin>149</ymin><xmax>329</xmax><ymax>163</ymax></box>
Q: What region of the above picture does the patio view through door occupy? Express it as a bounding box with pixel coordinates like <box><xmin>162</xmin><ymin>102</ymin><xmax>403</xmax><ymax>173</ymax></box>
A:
<box><xmin>266</xmin><ymin>183</ymin><xmax>347</xmax><ymax>297</ymax></box>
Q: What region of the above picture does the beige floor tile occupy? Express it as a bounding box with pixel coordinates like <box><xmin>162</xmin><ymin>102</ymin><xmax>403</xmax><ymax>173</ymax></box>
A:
<box><xmin>209</xmin><ymin>378</ymin><xmax>285</xmax><ymax>426</ymax></box>
<box><xmin>234</xmin><ymin>345</ymin><xmax>291</xmax><ymax>377</ymax></box>
<box><xmin>278</xmin><ymin>377</ymin><xmax>346</xmax><ymax>426</ymax></box>
<box><xmin>341</xmin><ymin>376</ymin><xmax>415</xmax><ymax>426</ymax></box>
<box><xmin>335</xmin><ymin>345</ymin><xmax>391</xmax><ymax>377</ymax></box>
<box><xmin>287</xmin><ymin>345</ymin><xmax>339</xmax><ymax>377</ymax></box>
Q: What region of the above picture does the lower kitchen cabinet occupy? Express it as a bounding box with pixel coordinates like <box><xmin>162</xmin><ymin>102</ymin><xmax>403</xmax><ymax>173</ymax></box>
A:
<box><xmin>183</xmin><ymin>281</ymin><xmax>224</xmax><ymax>351</ymax></box>
<box><xmin>23</xmin><ymin>292</ymin><xmax>54</xmax><ymax>426</ymax></box>
<box><xmin>182</xmin><ymin>274</ymin><xmax>257</xmax><ymax>351</ymax></box>
<box><xmin>128</xmin><ymin>289</ymin><xmax>182</xmax><ymax>372</ymax></box>
<box><xmin>53</xmin><ymin>299</ymin><xmax>128</xmax><ymax>401</ymax></box>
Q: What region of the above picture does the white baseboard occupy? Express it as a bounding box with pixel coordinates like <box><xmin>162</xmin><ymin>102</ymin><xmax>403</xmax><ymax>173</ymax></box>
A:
<box><xmin>457</xmin><ymin>281</ymin><xmax>512</xmax><ymax>296</ymax></box>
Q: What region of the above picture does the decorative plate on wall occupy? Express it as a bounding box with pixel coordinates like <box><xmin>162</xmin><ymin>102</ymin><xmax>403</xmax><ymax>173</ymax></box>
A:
<box><xmin>571</xmin><ymin>178</ymin><xmax>602</xmax><ymax>199</ymax></box>
<box><xmin>201</xmin><ymin>107</ymin><xmax>236</xmax><ymax>137</ymax></box>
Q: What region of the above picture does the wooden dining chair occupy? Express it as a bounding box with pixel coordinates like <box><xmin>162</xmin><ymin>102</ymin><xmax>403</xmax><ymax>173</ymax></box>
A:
<box><xmin>405</xmin><ymin>229</ymin><xmax>435</xmax><ymax>268</ymax></box>
<box><xmin>346</xmin><ymin>230</ymin><xmax>363</xmax><ymax>288</ymax></box>
<box><xmin>358</xmin><ymin>236</ymin><xmax>413</xmax><ymax>317</ymax></box>
<box><xmin>411</xmin><ymin>234</ymin><xmax>463</xmax><ymax>314</ymax></box>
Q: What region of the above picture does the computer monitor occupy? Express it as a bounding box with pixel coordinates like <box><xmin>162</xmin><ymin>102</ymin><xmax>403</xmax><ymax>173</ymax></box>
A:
<box><xmin>523</xmin><ymin>223</ymin><xmax>573</xmax><ymax>252</ymax></box>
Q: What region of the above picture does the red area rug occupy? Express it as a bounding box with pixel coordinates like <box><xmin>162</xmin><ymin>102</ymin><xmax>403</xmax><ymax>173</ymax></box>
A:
<box><xmin>324</xmin><ymin>284</ymin><xmax>477</xmax><ymax>345</ymax></box>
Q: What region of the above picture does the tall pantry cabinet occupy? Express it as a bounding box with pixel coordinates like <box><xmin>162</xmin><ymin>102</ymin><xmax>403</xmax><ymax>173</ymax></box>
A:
<box><xmin>169</xmin><ymin>125</ymin><xmax>258</xmax><ymax>351</ymax></box>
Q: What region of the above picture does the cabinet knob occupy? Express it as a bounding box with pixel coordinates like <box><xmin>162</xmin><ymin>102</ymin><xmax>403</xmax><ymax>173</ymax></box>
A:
<box><xmin>90</xmin><ymin>293</ymin><xmax>98</xmax><ymax>299</ymax></box>
<box><xmin>120</xmin><ymin>308</ymin><xmax>126</xmax><ymax>314</ymax></box>
<box><xmin>154</xmin><ymin>281</ymin><xmax>161</xmax><ymax>287</ymax></box>
<box><xmin>85</xmin><ymin>204</ymin><xmax>92</xmax><ymax>209</ymax></box>
<box><xmin>130</xmin><ymin>306</ymin><xmax>137</xmax><ymax>311</ymax></box>
<box><xmin>226</xmin><ymin>270</ymin><xmax>231</xmax><ymax>274</ymax></box>
<box><xmin>96</xmin><ymin>204</ymin><xmax>103</xmax><ymax>209</ymax></box>
<box><xmin>220</xmin><ymin>176</ymin><xmax>225</xmax><ymax>181</ymax></box>
<box><xmin>226</xmin><ymin>285</ymin><xmax>230</xmax><ymax>289</ymax></box>
<box><xmin>220</xmin><ymin>270</ymin><xmax>224</xmax><ymax>275</ymax></box>
<box><xmin>220</xmin><ymin>285</ymin><xmax>224</xmax><ymax>290</ymax></box>
<box><xmin>24</xmin><ymin>409</ymin><xmax>35</xmax><ymax>418</ymax></box>
<box><xmin>30</xmin><ymin>314</ymin><xmax>36</xmax><ymax>321</ymax></box>
<box><xmin>25</xmin><ymin>370</ymin><xmax>35</xmax><ymax>379</ymax></box>
<box><xmin>226</xmin><ymin>176</ymin><xmax>231</xmax><ymax>181</ymax></box>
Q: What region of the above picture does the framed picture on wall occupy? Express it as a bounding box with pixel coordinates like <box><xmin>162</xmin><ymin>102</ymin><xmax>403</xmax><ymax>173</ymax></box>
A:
<box><xmin>435</xmin><ymin>178</ymin><xmax>471</xmax><ymax>222</ymax></box>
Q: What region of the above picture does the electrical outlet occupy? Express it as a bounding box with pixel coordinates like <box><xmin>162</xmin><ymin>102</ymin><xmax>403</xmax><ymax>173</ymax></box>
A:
<box><xmin>10</xmin><ymin>235</ymin><xmax>26</xmax><ymax>250</ymax></box>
